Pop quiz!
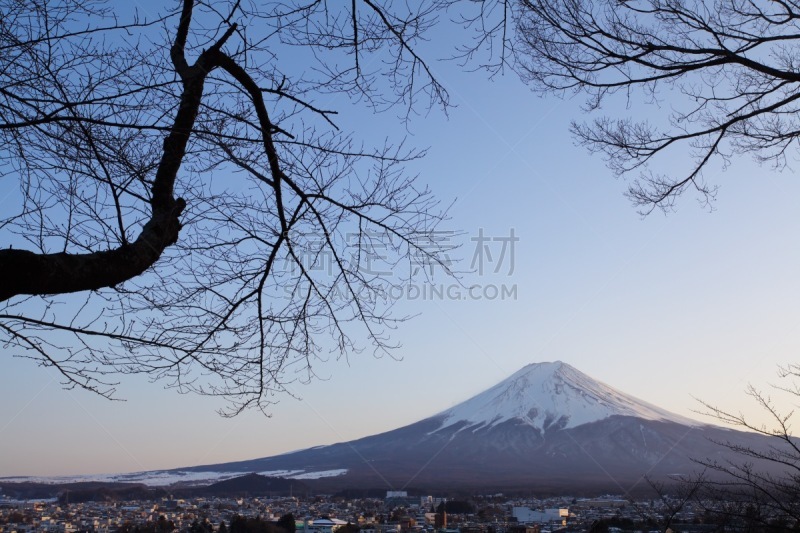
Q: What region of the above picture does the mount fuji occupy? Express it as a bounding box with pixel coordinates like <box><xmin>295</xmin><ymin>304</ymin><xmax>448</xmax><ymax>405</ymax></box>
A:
<box><xmin>7</xmin><ymin>362</ymin><xmax>783</xmax><ymax>495</ymax></box>
<box><xmin>162</xmin><ymin>361</ymin><xmax>780</xmax><ymax>493</ymax></box>
<box><xmin>433</xmin><ymin>361</ymin><xmax>699</xmax><ymax>432</ymax></box>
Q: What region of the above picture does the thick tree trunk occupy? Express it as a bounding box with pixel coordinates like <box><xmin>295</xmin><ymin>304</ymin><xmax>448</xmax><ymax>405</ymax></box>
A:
<box><xmin>0</xmin><ymin>200</ymin><xmax>184</xmax><ymax>302</ymax></box>
<box><xmin>0</xmin><ymin>15</ymin><xmax>209</xmax><ymax>303</ymax></box>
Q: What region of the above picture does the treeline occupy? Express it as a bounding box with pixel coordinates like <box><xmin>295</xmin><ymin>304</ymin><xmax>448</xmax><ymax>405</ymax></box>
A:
<box><xmin>59</xmin><ymin>486</ymin><xmax>169</xmax><ymax>504</ymax></box>
<box><xmin>0</xmin><ymin>481</ymin><xmax>164</xmax><ymax>502</ymax></box>
<box><xmin>116</xmin><ymin>513</ymin><xmax>299</xmax><ymax>533</ymax></box>
<box><xmin>437</xmin><ymin>501</ymin><xmax>475</xmax><ymax>514</ymax></box>
<box><xmin>227</xmin><ymin>513</ymin><xmax>297</xmax><ymax>533</ymax></box>
<box><xmin>0</xmin><ymin>474</ymin><xmax>307</xmax><ymax>503</ymax></box>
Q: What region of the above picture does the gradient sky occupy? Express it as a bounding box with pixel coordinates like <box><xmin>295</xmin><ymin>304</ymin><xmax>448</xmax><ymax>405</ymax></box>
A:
<box><xmin>1</xmin><ymin>3</ymin><xmax>799</xmax><ymax>478</ymax></box>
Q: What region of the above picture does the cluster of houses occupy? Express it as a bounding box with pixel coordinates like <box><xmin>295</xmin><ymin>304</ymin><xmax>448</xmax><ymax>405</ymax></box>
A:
<box><xmin>0</xmin><ymin>490</ymin><xmax>715</xmax><ymax>533</ymax></box>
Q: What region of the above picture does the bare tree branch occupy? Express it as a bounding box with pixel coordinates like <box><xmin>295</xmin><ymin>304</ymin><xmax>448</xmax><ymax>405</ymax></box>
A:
<box><xmin>515</xmin><ymin>0</ymin><xmax>800</xmax><ymax>212</ymax></box>
<box><xmin>0</xmin><ymin>0</ymin><xmax>500</xmax><ymax>414</ymax></box>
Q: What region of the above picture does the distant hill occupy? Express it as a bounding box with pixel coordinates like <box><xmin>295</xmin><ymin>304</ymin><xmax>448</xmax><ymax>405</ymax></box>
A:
<box><xmin>0</xmin><ymin>481</ymin><xmax>165</xmax><ymax>502</ymax></box>
<box><xmin>0</xmin><ymin>474</ymin><xmax>306</xmax><ymax>501</ymax></box>
<box><xmin>196</xmin><ymin>473</ymin><xmax>308</xmax><ymax>496</ymax></box>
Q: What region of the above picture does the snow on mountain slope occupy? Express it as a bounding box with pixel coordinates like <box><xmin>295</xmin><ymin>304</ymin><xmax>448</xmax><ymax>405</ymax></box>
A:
<box><xmin>434</xmin><ymin>361</ymin><xmax>701</xmax><ymax>432</ymax></box>
<box><xmin>2</xmin><ymin>468</ymin><xmax>348</xmax><ymax>487</ymax></box>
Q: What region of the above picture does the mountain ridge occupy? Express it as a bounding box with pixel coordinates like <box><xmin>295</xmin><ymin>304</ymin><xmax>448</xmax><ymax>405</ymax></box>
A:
<box><xmin>4</xmin><ymin>361</ymin><xmax>785</xmax><ymax>494</ymax></box>
<box><xmin>166</xmin><ymin>360</ymin><xmax>769</xmax><ymax>492</ymax></box>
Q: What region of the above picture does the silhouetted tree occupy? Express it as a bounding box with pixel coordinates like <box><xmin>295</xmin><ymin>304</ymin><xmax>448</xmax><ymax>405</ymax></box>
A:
<box><xmin>229</xmin><ymin>516</ymin><xmax>248</xmax><ymax>533</ymax></box>
<box><xmin>632</xmin><ymin>366</ymin><xmax>800</xmax><ymax>533</ymax></box>
<box><xmin>228</xmin><ymin>515</ymin><xmax>288</xmax><ymax>533</ymax></box>
<box><xmin>338</xmin><ymin>523</ymin><xmax>360</xmax><ymax>533</ymax></box>
<box><xmin>190</xmin><ymin>519</ymin><xmax>214</xmax><ymax>533</ymax></box>
<box><xmin>628</xmin><ymin>475</ymin><xmax>707</xmax><ymax>533</ymax></box>
<box><xmin>116</xmin><ymin>523</ymin><xmax>144</xmax><ymax>533</ymax></box>
<box><xmin>688</xmin><ymin>367</ymin><xmax>800</xmax><ymax>531</ymax></box>
<box><xmin>589</xmin><ymin>519</ymin><xmax>609</xmax><ymax>533</ymax></box>
<box><xmin>0</xmin><ymin>0</ymin><xmax>517</xmax><ymax>414</ymax></box>
<box><xmin>515</xmin><ymin>0</ymin><xmax>800</xmax><ymax>212</ymax></box>
<box><xmin>277</xmin><ymin>513</ymin><xmax>296</xmax><ymax>533</ymax></box>
<box><xmin>156</xmin><ymin>515</ymin><xmax>175</xmax><ymax>533</ymax></box>
<box><xmin>439</xmin><ymin>500</ymin><xmax>474</xmax><ymax>514</ymax></box>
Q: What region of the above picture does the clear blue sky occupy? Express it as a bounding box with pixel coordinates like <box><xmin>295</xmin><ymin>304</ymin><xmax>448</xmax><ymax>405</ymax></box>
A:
<box><xmin>1</xmin><ymin>2</ymin><xmax>799</xmax><ymax>478</ymax></box>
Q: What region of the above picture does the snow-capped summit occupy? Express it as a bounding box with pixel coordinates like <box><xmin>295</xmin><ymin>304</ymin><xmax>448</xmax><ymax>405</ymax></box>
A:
<box><xmin>434</xmin><ymin>361</ymin><xmax>700</xmax><ymax>431</ymax></box>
